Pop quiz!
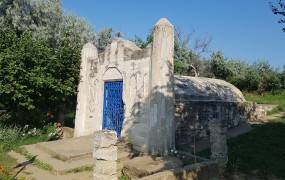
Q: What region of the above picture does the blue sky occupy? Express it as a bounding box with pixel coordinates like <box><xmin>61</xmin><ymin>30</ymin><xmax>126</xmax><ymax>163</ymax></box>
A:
<box><xmin>62</xmin><ymin>0</ymin><xmax>285</xmax><ymax>68</ymax></box>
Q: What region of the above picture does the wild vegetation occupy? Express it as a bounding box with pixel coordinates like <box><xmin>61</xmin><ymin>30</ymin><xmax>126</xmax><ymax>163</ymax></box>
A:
<box><xmin>0</xmin><ymin>0</ymin><xmax>95</xmax><ymax>126</ymax></box>
<box><xmin>0</xmin><ymin>123</ymin><xmax>57</xmax><ymax>179</ymax></box>
<box><xmin>0</xmin><ymin>0</ymin><xmax>95</xmax><ymax>178</ymax></box>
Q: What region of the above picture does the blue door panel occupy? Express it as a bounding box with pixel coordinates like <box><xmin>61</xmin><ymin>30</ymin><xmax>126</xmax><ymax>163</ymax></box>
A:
<box><xmin>103</xmin><ymin>81</ymin><xmax>124</xmax><ymax>137</ymax></box>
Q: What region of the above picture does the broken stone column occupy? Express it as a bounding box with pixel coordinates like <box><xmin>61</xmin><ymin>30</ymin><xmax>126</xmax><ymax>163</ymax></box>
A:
<box><xmin>148</xmin><ymin>18</ymin><xmax>175</xmax><ymax>156</ymax></box>
<box><xmin>209</xmin><ymin>106</ymin><xmax>228</xmax><ymax>170</ymax></box>
<box><xmin>93</xmin><ymin>130</ymin><xmax>118</xmax><ymax>180</ymax></box>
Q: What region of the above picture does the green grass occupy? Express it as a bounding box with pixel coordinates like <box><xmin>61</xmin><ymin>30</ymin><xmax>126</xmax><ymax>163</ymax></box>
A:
<box><xmin>227</xmin><ymin>118</ymin><xmax>285</xmax><ymax>179</ymax></box>
<box><xmin>119</xmin><ymin>175</ymin><xmax>130</xmax><ymax>180</ymax></box>
<box><xmin>0</xmin><ymin>133</ymin><xmax>50</xmax><ymax>178</ymax></box>
<box><xmin>244</xmin><ymin>91</ymin><xmax>285</xmax><ymax>114</ymax></box>
<box><xmin>65</xmin><ymin>165</ymin><xmax>93</xmax><ymax>174</ymax></box>
<box><xmin>198</xmin><ymin>118</ymin><xmax>285</xmax><ymax>179</ymax></box>
<box><xmin>0</xmin><ymin>153</ymin><xmax>16</xmax><ymax>167</ymax></box>
<box><xmin>15</xmin><ymin>147</ymin><xmax>53</xmax><ymax>172</ymax></box>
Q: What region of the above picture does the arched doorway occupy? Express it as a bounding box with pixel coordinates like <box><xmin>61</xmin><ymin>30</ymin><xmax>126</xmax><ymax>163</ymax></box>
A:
<box><xmin>102</xmin><ymin>68</ymin><xmax>124</xmax><ymax>136</ymax></box>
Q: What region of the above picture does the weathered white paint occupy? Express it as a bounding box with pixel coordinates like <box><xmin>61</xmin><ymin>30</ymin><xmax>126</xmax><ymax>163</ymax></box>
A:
<box><xmin>148</xmin><ymin>18</ymin><xmax>175</xmax><ymax>155</ymax></box>
<box><xmin>74</xmin><ymin>43</ymin><xmax>98</xmax><ymax>137</ymax></box>
<box><xmin>74</xmin><ymin>18</ymin><xmax>175</xmax><ymax>154</ymax></box>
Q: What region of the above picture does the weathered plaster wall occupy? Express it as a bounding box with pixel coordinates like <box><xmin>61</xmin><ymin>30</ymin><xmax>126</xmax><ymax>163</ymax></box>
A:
<box><xmin>74</xmin><ymin>43</ymin><xmax>98</xmax><ymax>137</ymax></box>
<box><xmin>75</xmin><ymin>18</ymin><xmax>176</xmax><ymax>155</ymax></box>
<box><xmin>74</xmin><ymin>38</ymin><xmax>152</xmax><ymax>139</ymax></box>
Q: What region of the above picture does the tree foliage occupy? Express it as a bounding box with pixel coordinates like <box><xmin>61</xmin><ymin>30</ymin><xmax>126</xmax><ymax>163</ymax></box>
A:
<box><xmin>0</xmin><ymin>25</ymin><xmax>81</xmax><ymax>113</ymax></box>
<box><xmin>132</xmin><ymin>28</ymin><xmax>212</xmax><ymax>77</ymax></box>
<box><xmin>0</xmin><ymin>0</ymin><xmax>95</xmax><ymax>126</ymax></box>
<box><xmin>96</xmin><ymin>28</ymin><xmax>113</xmax><ymax>53</ymax></box>
<box><xmin>0</xmin><ymin>0</ymin><xmax>95</xmax><ymax>46</ymax></box>
<box><xmin>209</xmin><ymin>51</ymin><xmax>284</xmax><ymax>93</ymax></box>
<box><xmin>271</xmin><ymin>0</ymin><xmax>285</xmax><ymax>32</ymax></box>
<box><xmin>0</xmin><ymin>28</ymin><xmax>53</xmax><ymax>111</ymax></box>
<box><xmin>210</xmin><ymin>52</ymin><xmax>233</xmax><ymax>79</ymax></box>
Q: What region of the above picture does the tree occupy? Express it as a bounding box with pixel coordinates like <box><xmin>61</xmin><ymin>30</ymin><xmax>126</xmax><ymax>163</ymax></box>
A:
<box><xmin>132</xmin><ymin>29</ymin><xmax>153</xmax><ymax>49</ymax></box>
<box><xmin>210</xmin><ymin>52</ymin><xmax>233</xmax><ymax>80</ymax></box>
<box><xmin>96</xmin><ymin>28</ymin><xmax>113</xmax><ymax>53</ymax></box>
<box><xmin>0</xmin><ymin>28</ymin><xmax>53</xmax><ymax>125</ymax></box>
<box><xmin>254</xmin><ymin>61</ymin><xmax>281</xmax><ymax>93</ymax></box>
<box><xmin>132</xmin><ymin>28</ymin><xmax>211</xmax><ymax>77</ymax></box>
<box><xmin>0</xmin><ymin>0</ymin><xmax>95</xmax><ymax>46</ymax></box>
<box><xmin>0</xmin><ymin>0</ymin><xmax>96</xmax><ymax>125</ymax></box>
<box><xmin>271</xmin><ymin>0</ymin><xmax>285</xmax><ymax>32</ymax></box>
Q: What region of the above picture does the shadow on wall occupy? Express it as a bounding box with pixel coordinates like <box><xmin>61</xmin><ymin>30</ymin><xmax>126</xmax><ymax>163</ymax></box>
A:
<box><xmin>125</xmin><ymin>60</ymin><xmax>175</xmax><ymax>156</ymax></box>
<box><xmin>175</xmin><ymin>100</ymin><xmax>253</xmax><ymax>152</ymax></box>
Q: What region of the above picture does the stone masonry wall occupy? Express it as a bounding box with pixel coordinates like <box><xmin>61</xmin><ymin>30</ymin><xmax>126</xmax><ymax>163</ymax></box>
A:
<box><xmin>175</xmin><ymin>100</ymin><xmax>254</xmax><ymax>149</ymax></box>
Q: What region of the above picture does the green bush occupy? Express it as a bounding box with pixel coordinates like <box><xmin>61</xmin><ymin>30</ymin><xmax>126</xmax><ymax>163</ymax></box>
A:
<box><xmin>0</xmin><ymin>125</ymin><xmax>22</xmax><ymax>143</ymax></box>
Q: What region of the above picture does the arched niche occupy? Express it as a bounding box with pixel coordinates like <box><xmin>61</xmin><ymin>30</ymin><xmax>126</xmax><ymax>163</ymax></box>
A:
<box><xmin>103</xmin><ymin>67</ymin><xmax>123</xmax><ymax>81</ymax></box>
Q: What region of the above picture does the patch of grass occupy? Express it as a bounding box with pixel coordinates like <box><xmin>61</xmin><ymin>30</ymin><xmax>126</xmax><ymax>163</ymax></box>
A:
<box><xmin>245</xmin><ymin>91</ymin><xmax>285</xmax><ymax>114</ymax></box>
<box><xmin>0</xmin><ymin>125</ymin><xmax>52</xmax><ymax>178</ymax></box>
<box><xmin>267</xmin><ymin>105</ymin><xmax>285</xmax><ymax>116</ymax></box>
<box><xmin>15</xmin><ymin>147</ymin><xmax>53</xmax><ymax>172</ymax></box>
<box><xmin>226</xmin><ymin>118</ymin><xmax>285</xmax><ymax>179</ymax></box>
<box><xmin>119</xmin><ymin>175</ymin><xmax>130</xmax><ymax>180</ymax></box>
<box><xmin>197</xmin><ymin>118</ymin><xmax>285</xmax><ymax>179</ymax></box>
<box><xmin>0</xmin><ymin>153</ymin><xmax>16</xmax><ymax>167</ymax></box>
<box><xmin>65</xmin><ymin>165</ymin><xmax>93</xmax><ymax>174</ymax></box>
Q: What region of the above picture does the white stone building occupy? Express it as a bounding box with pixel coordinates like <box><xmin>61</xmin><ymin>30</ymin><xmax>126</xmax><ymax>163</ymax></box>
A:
<box><xmin>74</xmin><ymin>18</ymin><xmax>175</xmax><ymax>155</ymax></box>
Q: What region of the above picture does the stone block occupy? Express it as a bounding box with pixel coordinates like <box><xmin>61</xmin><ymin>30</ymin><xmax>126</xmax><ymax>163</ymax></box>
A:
<box><xmin>94</xmin><ymin>130</ymin><xmax>117</xmax><ymax>148</ymax></box>
<box><xmin>93</xmin><ymin>173</ymin><xmax>117</xmax><ymax>180</ymax></box>
<box><xmin>122</xmin><ymin>156</ymin><xmax>182</xmax><ymax>179</ymax></box>
<box><xmin>94</xmin><ymin>160</ymin><xmax>117</xmax><ymax>175</ymax></box>
<box><xmin>93</xmin><ymin>146</ymin><xmax>118</xmax><ymax>161</ymax></box>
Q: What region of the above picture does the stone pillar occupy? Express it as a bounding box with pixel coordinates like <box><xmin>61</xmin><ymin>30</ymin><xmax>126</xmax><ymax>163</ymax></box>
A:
<box><xmin>209</xmin><ymin>107</ymin><xmax>228</xmax><ymax>170</ymax></box>
<box><xmin>93</xmin><ymin>130</ymin><xmax>118</xmax><ymax>180</ymax></box>
<box><xmin>74</xmin><ymin>43</ymin><xmax>98</xmax><ymax>137</ymax></box>
<box><xmin>148</xmin><ymin>18</ymin><xmax>175</xmax><ymax>155</ymax></box>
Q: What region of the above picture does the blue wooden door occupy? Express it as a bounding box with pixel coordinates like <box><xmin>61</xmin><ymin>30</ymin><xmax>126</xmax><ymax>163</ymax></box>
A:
<box><xmin>102</xmin><ymin>81</ymin><xmax>124</xmax><ymax>136</ymax></box>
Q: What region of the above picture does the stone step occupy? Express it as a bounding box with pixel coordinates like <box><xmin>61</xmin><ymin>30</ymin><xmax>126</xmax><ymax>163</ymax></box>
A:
<box><xmin>8</xmin><ymin>150</ymin><xmax>93</xmax><ymax>180</ymax></box>
<box><xmin>35</xmin><ymin>135</ymin><xmax>93</xmax><ymax>162</ymax></box>
<box><xmin>22</xmin><ymin>143</ymin><xmax>94</xmax><ymax>174</ymax></box>
<box><xmin>122</xmin><ymin>156</ymin><xmax>183</xmax><ymax>179</ymax></box>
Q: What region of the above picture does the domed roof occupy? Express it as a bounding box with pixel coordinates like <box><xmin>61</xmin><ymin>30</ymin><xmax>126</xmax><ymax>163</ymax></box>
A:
<box><xmin>174</xmin><ymin>75</ymin><xmax>245</xmax><ymax>102</ymax></box>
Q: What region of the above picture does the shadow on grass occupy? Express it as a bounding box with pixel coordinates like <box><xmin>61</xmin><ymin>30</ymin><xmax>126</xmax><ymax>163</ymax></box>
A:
<box><xmin>227</xmin><ymin>120</ymin><xmax>285</xmax><ymax>179</ymax></box>
<box><xmin>13</xmin><ymin>155</ymin><xmax>37</xmax><ymax>178</ymax></box>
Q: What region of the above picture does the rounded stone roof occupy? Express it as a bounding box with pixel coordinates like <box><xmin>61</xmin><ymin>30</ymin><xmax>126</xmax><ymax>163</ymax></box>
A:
<box><xmin>174</xmin><ymin>75</ymin><xmax>245</xmax><ymax>102</ymax></box>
